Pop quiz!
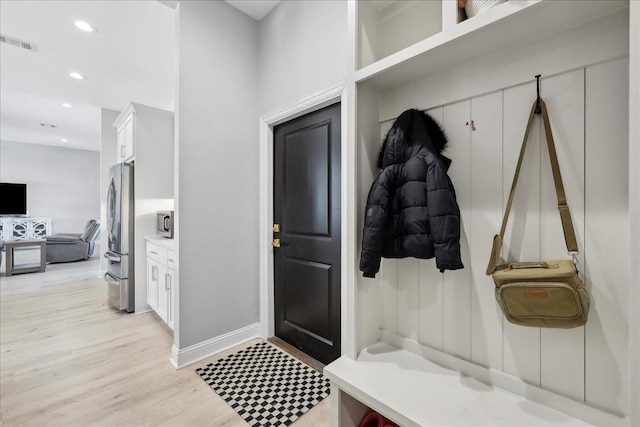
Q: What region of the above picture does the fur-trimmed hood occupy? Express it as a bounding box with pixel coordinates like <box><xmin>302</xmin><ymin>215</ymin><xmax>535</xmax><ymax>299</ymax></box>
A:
<box><xmin>377</xmin><ymin>109</ymin><xmax>450</xmax><ymax>170</ymax></box>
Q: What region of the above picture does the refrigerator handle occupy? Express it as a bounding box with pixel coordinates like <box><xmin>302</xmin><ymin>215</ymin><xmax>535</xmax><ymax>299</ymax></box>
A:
<box><xmin>104</xmin><ymin>272</ymin><xmax>120</xmax><ymax>286</ymax></box>
<box><xmin>104</xmin><ymin>251</ymin><xmax>121</xmax><ymax>262</ymax></box>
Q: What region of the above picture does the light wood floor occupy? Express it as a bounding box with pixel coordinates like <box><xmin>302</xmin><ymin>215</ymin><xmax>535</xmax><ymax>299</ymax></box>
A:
<box><xmin>0</xmin><ymin>249</ymin><xmax>329</xmax><ymax>426</ymax></box>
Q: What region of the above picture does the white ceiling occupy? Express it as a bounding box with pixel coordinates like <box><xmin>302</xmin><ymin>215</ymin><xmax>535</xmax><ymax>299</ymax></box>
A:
<box><xmin>0</xmin><ymin>1</ymin><xmax>175</xmax><ymax>152</ymax></box>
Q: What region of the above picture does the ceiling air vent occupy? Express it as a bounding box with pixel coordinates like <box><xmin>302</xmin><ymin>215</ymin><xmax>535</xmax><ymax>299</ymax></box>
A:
<box><xmin>0</xmin><ymin>34</ymin><xmax>36</xmax><ymax>52</ymax></box>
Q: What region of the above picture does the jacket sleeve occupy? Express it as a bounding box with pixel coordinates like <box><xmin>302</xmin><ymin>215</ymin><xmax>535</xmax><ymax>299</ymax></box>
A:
<box><xmin>359</xmin><ymin>171</ymin><xmax>392</xmax><ymax>278</ymax></box>
<box><xmin>426</xmin><ymin>160</ymin><xmax>464</xmax><ymax>273</ymax></box>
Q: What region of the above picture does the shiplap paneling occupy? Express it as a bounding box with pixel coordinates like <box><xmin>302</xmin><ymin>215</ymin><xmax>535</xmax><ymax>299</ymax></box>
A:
<box><xmin>397</xmin><ymin>258</ymin><xmax>420</xmax><ymax>341</ymax></box>
<box><xmin>584</xmin><ymin>58</ymin><xmax>629</xmax><ymax>417</ymax></box>
<box><xmin>539</xmin><ymin>70</ymin><xmax>586</xmax><ymax>402</ymax></box>
<box><xmin>501</xmin><ymin>81</ymin><xmax>542</xmax><ymax>386</ymax></box>
<box><xmin>442</xmin><ymin>100</ymin><xmax>472</xmax><ymax>360</ymax></box>
<box><xmin>469</xmin><ymin>92</ymin><xmax>504</xmax><ymax>370</ymax></box>
<box><xmin>373</xmin><ymin>62</ymin><xmax>629</xmax><ymax>417</ymax></box>
<box><xmin>418</xmin><ymin>107</ymin><xmax>445</xmax><ymax>350</ymax></box>
<box><xmin>380</xmin><ymin>258</ymin><xmax>398</xmax><ymax>334</ymax></box>
<box><xmin>418</xmin><ymin>259</ymin><xmax>443</xmax><ymax>349</ymax></box>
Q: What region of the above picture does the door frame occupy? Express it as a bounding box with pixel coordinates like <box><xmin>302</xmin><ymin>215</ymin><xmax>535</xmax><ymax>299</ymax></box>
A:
<box><xmin>259</xmin><ymin>79</ymin><xmax>355</xmax><ymax>359</ymax></box>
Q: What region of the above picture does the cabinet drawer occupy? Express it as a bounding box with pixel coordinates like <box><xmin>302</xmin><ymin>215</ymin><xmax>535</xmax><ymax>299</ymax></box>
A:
<box><xmin>146</xmin><ymin>243</ymin><xmax>167</xmax><ymax>263</ymax></box>
<box><xmin>167</xmin><ymin>250</ymin><xmax>176</xmax><ymax>269</ymax></box>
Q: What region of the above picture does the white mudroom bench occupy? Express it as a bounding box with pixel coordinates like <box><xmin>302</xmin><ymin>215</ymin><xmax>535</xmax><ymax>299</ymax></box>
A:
<box><xmin>325</xmin><ymin>341</ymin><xmax>624</xmax><ymax>426</ymax></box>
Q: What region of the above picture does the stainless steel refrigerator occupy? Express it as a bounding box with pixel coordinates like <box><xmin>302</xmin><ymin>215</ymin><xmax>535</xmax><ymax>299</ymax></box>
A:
<box><xmin>105</xmin><ymin>163</ymin><xmax>134</xmax><ymax>312</ymax></box>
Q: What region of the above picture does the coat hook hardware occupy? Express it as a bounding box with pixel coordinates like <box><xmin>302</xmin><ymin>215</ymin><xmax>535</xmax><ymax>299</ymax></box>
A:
<box><xmin>466</xmin><ymin>120</ymin><xmax>476</xmax><ymax>131</ymax></box>
<box><xmin>535</xmin><ymin>74</ymin><xmax>542</xmax><ymax>115</ymax></box>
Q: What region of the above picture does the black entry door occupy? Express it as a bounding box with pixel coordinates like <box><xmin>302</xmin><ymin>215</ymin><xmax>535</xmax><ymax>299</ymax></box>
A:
<box><xmin>273</xmin><ymin>103</ymin><xmax>341</xmax><ymax>365</ymax></box>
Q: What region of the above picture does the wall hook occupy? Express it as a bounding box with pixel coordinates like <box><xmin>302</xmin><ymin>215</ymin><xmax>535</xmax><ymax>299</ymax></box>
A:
<box><xmin>466</xmin><ymin>120</ymin><xmax>476</xmax><ymax>131</ymax></box>
<box><xmin>535</xmin><ymin>74</ymin><xmax>542</xmax><ymax>115</ymax></box>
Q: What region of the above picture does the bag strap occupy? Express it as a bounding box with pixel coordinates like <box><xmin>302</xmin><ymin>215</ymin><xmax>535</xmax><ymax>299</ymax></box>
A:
<box><xmin>486</xmin><ymin>98</ymin><xmax>578</xmax><ymax>274</ymax></box>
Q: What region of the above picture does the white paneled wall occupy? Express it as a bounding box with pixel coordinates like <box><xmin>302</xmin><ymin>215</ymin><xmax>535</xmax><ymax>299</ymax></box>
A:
<box><xmin>397</xmin><ymin>258</ymin><xmax>419</xmax><ymax>341</ymax></box>
<box><xmin>418</xmin><ymin>107</ymin><xmax>446</xmax><ymax>349</ymax></box>
<box><xmin>539</xmin><ymin>70</ymin><xmax>586</xmax><ymax>402</ymax></box>
<box><xmin>469</xmin><ymin>92</ymin><xmax>504</xmax><ymax>371</ymax></box>
<box><xmin>373</xmin><ymin>58</ymin><xmax>629</xmax><ymax>415</ymax></box>
<box><xmin>442</xmin><ymin>100</ymin><xmax>472</xmax><ymax>360</ymax></box>
<box><xmin>502</xmin><ymin>81</ymin><xmax>542</xmax><ymax>386</ymax></box>
<box><xmin>584</xmin><ymin>58</ymin><xmax>629</xmax><ymax>417</ymax></box>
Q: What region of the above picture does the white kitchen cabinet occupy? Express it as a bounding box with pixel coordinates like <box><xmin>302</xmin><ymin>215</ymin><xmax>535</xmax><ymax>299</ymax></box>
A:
<box><xmin>114</xmin><ymin>105</ymin><xmax>135</xmax><ymax>163</ymax></box>
<box><xmin>145</xmin><ymin>239</ymin><xmax>174</xmax><ymax>330</ymax></box>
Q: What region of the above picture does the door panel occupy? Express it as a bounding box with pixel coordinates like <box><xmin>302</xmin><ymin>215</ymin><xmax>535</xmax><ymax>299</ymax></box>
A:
<box><xmin>274</xmin><ymin>103</ymin><xmax>341</xmax><ymax>365</ymax></box>
<box><xmin>284</xmin><ymin>125</ymin><xmax>330</xmax><ymax>236</ymax></box>
<box><xmin>284</xmin><ymin>257</ymin><xmax>332</xmax><ymax>340</ymax></box>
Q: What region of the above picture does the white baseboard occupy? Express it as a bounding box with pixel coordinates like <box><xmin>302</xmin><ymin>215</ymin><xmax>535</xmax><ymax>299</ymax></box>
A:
<box><xmin>170</xmin><ymin>322</ymin><xmax>261</xmax><ymax>369</ymax></box>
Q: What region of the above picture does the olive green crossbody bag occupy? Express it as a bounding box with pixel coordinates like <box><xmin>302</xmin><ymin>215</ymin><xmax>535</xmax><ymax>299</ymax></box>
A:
<box><xmin>485</xmin><ymin>97</ymin><xmax>590</xmax><ymax>329</ymax></box>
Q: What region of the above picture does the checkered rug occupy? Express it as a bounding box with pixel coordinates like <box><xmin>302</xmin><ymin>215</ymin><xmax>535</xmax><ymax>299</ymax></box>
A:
<box><xmin>196</xmin><ymin>341</ymin><xmax>330</xmax><ymax>426</ymax></box>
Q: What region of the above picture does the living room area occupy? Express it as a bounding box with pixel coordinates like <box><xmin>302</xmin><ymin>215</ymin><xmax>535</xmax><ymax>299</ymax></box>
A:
<box><xmin>0</xmin><ymin>142</ymin><xmax>102</xmax><ymax>276</ymax></box>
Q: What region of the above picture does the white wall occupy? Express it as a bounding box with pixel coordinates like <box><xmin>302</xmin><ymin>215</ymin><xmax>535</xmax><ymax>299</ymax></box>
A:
<box><xmin>0</xmin><ymin>140</ymin><xmax>100</xmax><ymax>234</ymax></box>
<box><xmin>175</xmin><ymin>0</ymin><xmax>260</xmax><ymax>349</ymax></box>
<box><xmin>259</xmin><ymin>0</ymin><xmax>348</xmax><ymax>113</ymax></box>
<box><xmin>100</xmin><ymin>109</ymin><xmax>119</xmax><ymax>272</ymax></box>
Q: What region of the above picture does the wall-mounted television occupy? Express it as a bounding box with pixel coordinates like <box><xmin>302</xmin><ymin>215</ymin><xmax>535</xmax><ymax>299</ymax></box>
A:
<box><xmin>0</xmin><ymin>183</ymin><xmax>28</xmax><ymax>216</ymax></box>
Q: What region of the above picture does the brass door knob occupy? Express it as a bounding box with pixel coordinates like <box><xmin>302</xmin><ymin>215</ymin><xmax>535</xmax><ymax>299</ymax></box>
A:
<box><xmin>272</xmin><ymin>239</ymin><xmax>281</xmax><ymax>248</ymax></box>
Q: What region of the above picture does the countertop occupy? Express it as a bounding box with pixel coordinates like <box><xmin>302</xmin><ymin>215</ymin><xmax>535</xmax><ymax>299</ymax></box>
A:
<box><xmin>144</xmin><ymin>236</ymin><xmax>175</xmax><ymax>250</ymax></box>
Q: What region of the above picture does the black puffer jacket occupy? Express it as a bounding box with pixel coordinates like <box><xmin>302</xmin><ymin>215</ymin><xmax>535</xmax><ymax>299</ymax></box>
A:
<box><xmin>360</xmin><ymin>109</ymin><xmax>464</xmax><ymax>277</ymax></box>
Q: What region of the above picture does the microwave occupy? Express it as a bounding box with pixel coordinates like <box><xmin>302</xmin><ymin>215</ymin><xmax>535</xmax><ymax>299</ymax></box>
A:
<box><xmin>157</xmin><ymin>211</ymin><xmax>174</xmax><ymax>238</ymax></box>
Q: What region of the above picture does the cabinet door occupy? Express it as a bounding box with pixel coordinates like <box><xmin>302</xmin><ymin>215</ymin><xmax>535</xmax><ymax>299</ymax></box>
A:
<box><xmin>116</xmin><ymin>125</ymin><xmax>126</xmax><ymax>163</ymax></box>
<box><xmin>30</xmin><ymin>219</ymin><xmax>49</xmax><ymax>239</ymax></box>
<box><xmin>157</xmin><ymin>262</ymin><xmax>168</xmax><ymax>323</ymax></box>
<box><xmin>166</xmin><ymin>268</ymin><xmax>174</xmax><ymax>330</ymax></box>
<box><xmin>123</xmin><ymin>113</ymin><xmax>135</xmax><ymax>161</ymax></box>
<box><xmin>11</xmin><ymin>219</ymin><xmax>29</xmax><ymax>241</ymax></box>
<box><xmin>147</xmin><ymin>258</ymin><xmax>160</xmax><ymax>311</ymax></box>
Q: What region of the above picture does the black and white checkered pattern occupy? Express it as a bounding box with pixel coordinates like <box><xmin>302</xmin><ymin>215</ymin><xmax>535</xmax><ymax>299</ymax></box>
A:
<box><xmin>196</xmin><ymin>341</ymin><xmax>330</xmax><ymax>426</ymax></box>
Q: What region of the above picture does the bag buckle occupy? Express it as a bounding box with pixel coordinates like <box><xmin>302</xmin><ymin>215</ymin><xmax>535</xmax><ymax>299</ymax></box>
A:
<box><xmin>569</xmin><ymin>251</ymin><xmax>578</xmax><ymax>266</ymax></box>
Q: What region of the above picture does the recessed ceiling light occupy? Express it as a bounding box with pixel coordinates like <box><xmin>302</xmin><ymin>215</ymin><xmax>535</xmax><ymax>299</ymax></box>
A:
<box><xmin>69</xmin><ymin>72</ymin><xmax>86</xmax><ymax>80</ymax></box>
<box><xmin>74</xmin><ymin>21</ymin><xmax>94</xmax><ymax>32</ymax></box>
<box><xmin>62</xmin><ymin>103</ymin><xmax>72</xmax><ymax>108</ymax></box>
<box><xmin>61</xmin><ymin>138</ymin><xmax>68</xmax><ymax>142</ymax></box>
